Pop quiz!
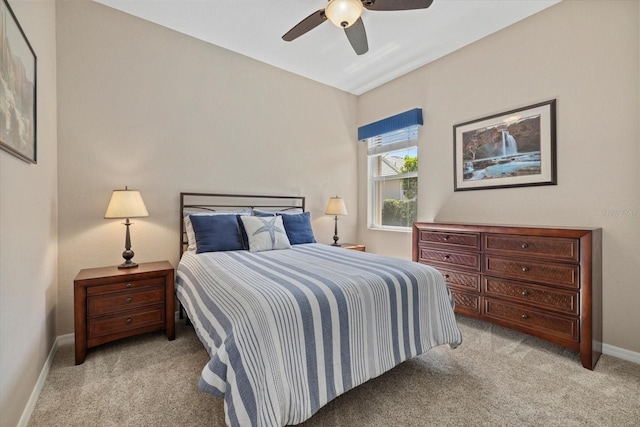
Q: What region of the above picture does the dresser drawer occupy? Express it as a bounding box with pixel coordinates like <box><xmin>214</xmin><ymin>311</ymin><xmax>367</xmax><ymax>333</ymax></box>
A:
<box><xmin>484</xmin><ymin>234</ymin><xmax>579</xmax><ymax>262</ymax></box>
<box><xmin>87</xmin><ymin>286</ymin><xmax>165</xmax><ymax>317</ymax></box>
<box><xmin>86</xmin><ymin>277</ymin><xmax>165</xmax><ymax>295</ymax></box>
<box><xmin>450</xmin><ymin>289</ymin><xmax>481</xmax><ymax>315</ymax></box>
<box><xmin>419</xmin><ymin>230</ymin><xmax>480</xmax><ymax>250</ymax></box>
<box><xmin>484</xmin><ymin>298</ymin><xmax>579</xmax><ymax>341</ymax></box>
<box><xmin>484</xmin><ymin>277</ymin><xmax>579</xmax><ymax>315</ymax></box>
<box><xmin>438</xmin><ymin>268</ymin><xmax>481</xmax><ymax>292</ymax></box>
<box><xmin>88</xmin><ymin>307</ymin><xmax>165</xmax><ymax>339</ymax></box>
<box><xmin>419</xmin><ymin>248</ymin><xmax>481</xmax><ymax>271</ymax></box>
<box><xmin>484</xmin><ymin>256</ymin><xmax>579</xmax><ymax>289</ymax></box>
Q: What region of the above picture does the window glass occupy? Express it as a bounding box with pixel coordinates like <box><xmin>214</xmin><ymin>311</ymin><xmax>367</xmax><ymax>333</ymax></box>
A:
<box><xmin>367</xmin><ymin>127</ymin><xmax>418</xmax><ymax>230</ymax></box>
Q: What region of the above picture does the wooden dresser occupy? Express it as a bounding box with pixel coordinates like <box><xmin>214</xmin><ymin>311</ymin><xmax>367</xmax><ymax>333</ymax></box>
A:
<box><xmin>413</xmin><ymin>223</ymin><xmax>602</xmax><ymax>369</ymax></box>
<box><xmin>74</xmin><ymin>261</ymin><xmax>175</xmax><ymax>364</ymax></box>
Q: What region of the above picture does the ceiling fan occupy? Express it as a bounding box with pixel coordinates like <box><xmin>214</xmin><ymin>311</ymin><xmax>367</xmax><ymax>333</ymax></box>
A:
<box><xmin>282</xmin><ymin>0</ymin><xmax>434</xmax><ymax>55</ymax></box>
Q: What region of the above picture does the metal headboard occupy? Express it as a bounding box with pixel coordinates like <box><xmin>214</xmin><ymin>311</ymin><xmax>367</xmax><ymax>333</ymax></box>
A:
<box><xmin>180</xmin><ymin>192</ymin><xmax>306</xmax><ymax>257</ymax></box>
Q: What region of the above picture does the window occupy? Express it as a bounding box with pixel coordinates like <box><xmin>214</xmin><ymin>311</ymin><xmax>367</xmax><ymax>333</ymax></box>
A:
<box><xmin>359</xmin><ymin>109</ymin><xmax>423</xmax><ymax>231</ymax></box>
<box><xmin>366</xmin><ymin>126</ymin><xmax>419</xmax><ymax>229</ymax></box>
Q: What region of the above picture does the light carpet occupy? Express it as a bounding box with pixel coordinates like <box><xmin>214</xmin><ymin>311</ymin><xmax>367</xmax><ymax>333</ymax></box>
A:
<box><xmin>28</xmin><ymin>315</ymin><xmax>640</xmax><ymax>426</ymax></box>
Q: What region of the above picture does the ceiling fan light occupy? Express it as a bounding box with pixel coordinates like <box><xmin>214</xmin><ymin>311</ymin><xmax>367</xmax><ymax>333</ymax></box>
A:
<box><xmin>325</xmin><ymin>0</ymin><xmax>363</xmax><ymax>28</ymax></box>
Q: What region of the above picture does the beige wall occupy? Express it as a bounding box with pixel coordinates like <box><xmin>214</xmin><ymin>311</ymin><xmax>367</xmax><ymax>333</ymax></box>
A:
<box><xmin>358</xmin><ymin>0</ymin><xmax>640</xmax><ymax>353</ymax></box>
<box><xmin>0</xmin><ymin>1</ymin><xmax>57</xmax><ymax>426</ymax></box>
<box><xmin>55</xmin><ymin>0</ymin><xmax>359</xmax><ymax>335</ymax></box>
<box><xmin>2</xmin><ymin>1</ymin><xmax>639</xmax><ymax>424</ymax></box>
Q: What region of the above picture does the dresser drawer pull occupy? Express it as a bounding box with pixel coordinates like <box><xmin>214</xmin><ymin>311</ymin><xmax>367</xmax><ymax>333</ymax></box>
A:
<box><xmin>125</xmin><ymin>283</ymin><xmax>132</xmax><ymax>288</ymax></box>
<box><xmin>521</xmin><ymin>314</ymin><xmax>529</xmax><ymax>320</ymax></box>
<box><xmin>521</xmin><ymin>243</ymin><xmax>529</xmax><ymax>249</ymax></box>
<box><xmin>522</xmin><ymin>266</ymin><xmax>529</xmax><ymax>272</ymax></box>
<box><xmin>126</xmin><ymin>297</ymin><xmax>133</xmax><ymax>303</ymax></box>
<box><xmin>443</xmin><ymin>235</ymin><xmax>450</xmax><ymax>241</ymax></box>
<box><xmin>521</xmin><ymin>290</ymin><xmax>529</xmax><ymax>297</ymax></box>
<box><xmin>444</xmin><ymin>274</ymin><xmax>450</xmax><ymax>279</ymax></box>
<box><xmin>443</xmin><ymin>255</ymin><xmax>450</xmax><ymax>260</ymax></box>
<box><xmin>126</xmin><ymin>318</ymin><xmax>132</xmax><ymax>324</ymax></box>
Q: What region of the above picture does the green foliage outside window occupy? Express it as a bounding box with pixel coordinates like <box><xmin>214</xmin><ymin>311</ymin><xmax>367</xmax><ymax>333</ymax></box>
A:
<box><xmin>381</xmin><ymin>155</ymin><xmax>418</xmax><ymax>227</ymax></box>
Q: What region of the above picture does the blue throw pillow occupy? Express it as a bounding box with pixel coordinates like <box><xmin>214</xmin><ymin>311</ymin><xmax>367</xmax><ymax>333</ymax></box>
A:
<box><xmin>190</xmin><ymin>214</ymin><xmax>244</xmax><ymax>253</ymax></box>
<box><xmin>280</xmin><ymin>212</ymin><xmax>316</xmax><ymax>245</ymax></box>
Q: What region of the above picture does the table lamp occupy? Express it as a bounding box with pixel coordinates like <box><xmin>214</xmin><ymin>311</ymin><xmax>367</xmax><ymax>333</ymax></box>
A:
<box><xmin>325</xmin><ymin>196</ymin><xmax>348</xmax><ymax>246</ymax></box>
<box><xmin>104</xmin><ymin>186</ymin><xmax>149</xmax><ymax>268</ymax></box>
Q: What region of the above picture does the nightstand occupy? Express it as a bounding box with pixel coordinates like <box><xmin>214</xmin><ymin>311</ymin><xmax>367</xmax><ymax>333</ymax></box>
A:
<box><xmin>340</xmin><ymin>243</ymin><xmax>366</xmax><ymax>252</ymax></box>
<box><xmin>74</xmin><ymin>261</ymin><xmax>175</xmax><ymax>365</ymax></box>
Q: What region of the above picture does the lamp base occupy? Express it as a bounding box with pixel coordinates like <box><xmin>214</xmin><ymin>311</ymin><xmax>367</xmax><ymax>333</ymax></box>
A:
<box><xmin>331</xmin><ymin>242</ymin><xmax>341</xmax><ymax>246</ymax></box>
<box><xmin>118</xmin><ymin>260</ymin><xmax>138</xmax><ymax>269</ymax></box>
<box><xmin>118</xmin><ymin>246</ymin><xmax>137</xmax><ymax>269</ymax></box>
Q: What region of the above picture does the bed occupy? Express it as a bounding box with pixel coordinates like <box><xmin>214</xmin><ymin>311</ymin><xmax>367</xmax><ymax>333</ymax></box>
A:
<box><xmin>175</xmin><ymin>193</ymin><xmax>462</xmax><ymax>426</ymax></box>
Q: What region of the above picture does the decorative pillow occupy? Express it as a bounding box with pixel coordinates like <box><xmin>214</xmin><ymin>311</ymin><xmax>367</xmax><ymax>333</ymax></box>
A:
<box><xmin>183</xmin><ymin>208</ymin><xmax>251</xmax><ymax>251</ymax></box>
<box><xmin>237</xmin><ymin>215</ymin><xmax>250</xmax><ymax>250</ymax></box>
<box><xmin>253</xmin><ymin>208</ymin><xmax>304</xmax><ymax>217</ymax></box>
<box><xmin>281</xmin><ymin>212</ymin><xmax>316</xmax><ymax>245</ymax></box>
<box><xmin>190</xmin><ymin>214</ymin><xmax>244</xmax><ymax>254</ymax></box>
<box><xmin>240</xmin><ymin>215</ymin><xmax>291</xmax><ymax>252</ymax></box>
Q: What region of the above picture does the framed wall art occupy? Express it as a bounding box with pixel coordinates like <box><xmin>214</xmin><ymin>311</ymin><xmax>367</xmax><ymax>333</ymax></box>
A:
<box><xmin>1</xmin><ymin>0</ymin><xmax>37</xmax><ymax>164</ymax></box>
<box><xmin>453</xmin><ymin>100</ymin><xmax>556</xmax><ymax>191</ymax></box>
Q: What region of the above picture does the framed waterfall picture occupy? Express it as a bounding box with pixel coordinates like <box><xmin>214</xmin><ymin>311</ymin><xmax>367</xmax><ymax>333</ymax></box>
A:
<box><xmin>453</xmin><ymin>100</ymin><xmax>556</xmax><ymax>191</ymax></box>
<box><xmin>1</xmin><ymin>0</ymin><xmax>37</xmax><ymax>164</ymax></box>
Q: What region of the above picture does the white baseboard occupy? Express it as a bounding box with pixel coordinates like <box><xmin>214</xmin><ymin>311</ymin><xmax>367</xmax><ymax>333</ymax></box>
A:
<box><xmin>18</xmin><ymin>333</ymin><xmax>74</xmax><ymax>427</ymax></box>
<box><xmin>602</xmin><ymin>343</ymin><xmax>640</xmax><ymax>365</ymax></box>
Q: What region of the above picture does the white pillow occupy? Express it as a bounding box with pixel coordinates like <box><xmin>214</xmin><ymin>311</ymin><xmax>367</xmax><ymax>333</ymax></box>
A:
<box><xmin>240</xmin><ymin>215</ymin><xmax>291</xmax><ymax>252</ymax></box>
<box><xmin>183</xmin><ymin>208</ymin><xmax>251</xmax><ymax>251</ymax></box>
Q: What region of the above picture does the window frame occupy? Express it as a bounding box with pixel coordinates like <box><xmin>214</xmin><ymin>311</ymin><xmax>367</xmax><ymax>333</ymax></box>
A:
<box><xmin>366</xmin><ymin>126</ymin><xmax>419</xmax><ymax>231</ymax></box>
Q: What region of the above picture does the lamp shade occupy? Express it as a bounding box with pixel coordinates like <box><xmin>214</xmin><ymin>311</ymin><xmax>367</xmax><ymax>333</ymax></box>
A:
<box><xmin>325</xmin><ymin>196</ymin><xmax>348</xmax><ymax>216</ymax></box>
<box><xmin>325</xmin><ymin>0</ymin><xmax>363</xmax><ymax>28</ymax></box>
<box><xmin>104</xmin><ymin>188</ymin><xmax>149</xmax><ymax>219</ymax></box>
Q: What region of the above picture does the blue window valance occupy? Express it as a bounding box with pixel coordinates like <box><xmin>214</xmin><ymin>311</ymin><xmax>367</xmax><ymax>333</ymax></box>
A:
<box><xmin>358</xmin><ymin>108</ymin><xmax>423</xmax><ymax>141</ymax></box>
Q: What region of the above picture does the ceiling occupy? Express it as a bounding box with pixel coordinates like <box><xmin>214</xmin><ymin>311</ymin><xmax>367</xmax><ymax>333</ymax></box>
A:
<box><xmin>93</xmin><ymin>0</ymin><xmax>560</xmax><ymax>95</ymax></box>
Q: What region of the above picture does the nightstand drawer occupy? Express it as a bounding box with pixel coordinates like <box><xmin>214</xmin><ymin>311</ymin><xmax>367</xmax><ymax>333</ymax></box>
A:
<box><xmin>88</xmin><ymin>307</ymin><xmax>165</xmax><ymax>339</ymax></box>
<box><xmin>86</xmin><ymin>277</ymin><xmax>165</xmax><ymax>295</ymax></box>
<box><xmin>484</xmin><ymin>256</ymin><xmax>579</xmax><ymax>289</ymax></box>
<box><xmin>87</xmin><ymin>286</ymin><xmax>165</xmax><ymax>316</ymax></box>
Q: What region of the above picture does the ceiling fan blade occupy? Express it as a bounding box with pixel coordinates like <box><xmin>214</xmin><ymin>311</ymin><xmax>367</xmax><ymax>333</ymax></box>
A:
<box><xmin>344</xmin><ymin>17</ymin><xmax>368</xmax><ymax>55</ymax></box>
<box><xmin>363</xmin><ymin>0</ymin><xmax>434</xmax><ymax>11</ymax></box>
<box><xmin>282</xmin><ymin>9</ymin><xmax>327</xmax><ymax>42</ymax></box>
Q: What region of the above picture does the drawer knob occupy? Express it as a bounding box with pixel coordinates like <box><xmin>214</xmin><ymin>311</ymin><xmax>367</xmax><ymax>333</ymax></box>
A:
<box><xmin>521</xmin><ymin>243</ymin><xmax>529</xmax><ymax>249</ymax></box>
<box><xmin>521</xmin><ymin>314</ymin><xmax>529</xmax><ymax>320</ymax></box>
<box><xmin>521</xmin><ymin>290</ymin><xmax>529</xmax><ymax>297</ymax></box>
<box><xmin>443</xmin><ymin>255</ymin><xmax>451</xmax><ymax>260</ymax></box>
<box><xmin>443</xmin><ymin>235</ymin><xmax>450</xmax><ymax>241</ymax></box>
<box><xmin>444</xmin><ymin>274</ymin><xmax>450</xmax><ymax>279</ymax></box>
<box><xmin>522</xmin><ymin>266</ymin><xmax>529</xmax><ymax>272</ymax></box>
<box><xmin>125</xmin><ymin>283</ymin><xmax>132</xmax><ymax>288</ymax></box>
<box><xmin>126</xmin><ymin>297</ymin><xmax>133</xmax><ymax>303</ymax></box>
<box><xmin>126</xmin><ymin>318</ymin><xmax>132</xmax><ymax>324</ymax></box>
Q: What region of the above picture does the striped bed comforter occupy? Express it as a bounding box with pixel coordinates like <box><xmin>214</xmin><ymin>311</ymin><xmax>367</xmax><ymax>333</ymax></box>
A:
<box><xmin>176</xmin><ymin>243</ymin><xmax>462</xmax><ymax>427</ymax></box>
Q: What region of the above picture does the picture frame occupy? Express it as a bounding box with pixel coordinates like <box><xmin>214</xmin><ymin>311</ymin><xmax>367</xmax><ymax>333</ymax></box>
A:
<box><xmin>1</xmin><ymin>0</ymin><xmax>37</xmax><ymax>164</ymax></box>
<box><xmin>453</xmin><ymin>100</ymin><xmax>556</xmax><ymax>191</ymax></box>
